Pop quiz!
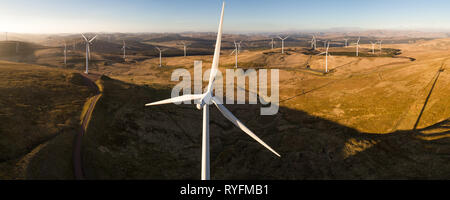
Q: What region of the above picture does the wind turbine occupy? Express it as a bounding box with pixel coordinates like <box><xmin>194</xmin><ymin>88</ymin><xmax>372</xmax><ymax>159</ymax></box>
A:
<box><xmin>145</xmin><ymin>2</ymin><xmax>280</xmax><ymax>181</ymax></box>
<box><xmin>64</xmin><ymin>41</ymin><xmax>67</xmax><ymax>65</ymax></box>
<box><xmin>378</xmin><ymin>40</ymin><xmax>383</xmax><ymax>54</ymax></box>
<box><xmin>237</xmin><ymin>40</ymin><xmax>242</xmax><ymax>54</ymax></box>
<box><xmin>230</xmin><ymin>40</ymin><xmax>239</xmax><ymax>68</ymax></box>
<box><xmin>355</xmin><ymin>37</ymin><xmax>361</xmax><ymax>57</ymax></box>
<box><xmin>344</xmin><ymin>39</ymin><xmax>348</xmax><ymax>47</ymax></box>
<box><xmin>121</xmin><ymin>40</ymin><xmax>127</xmax><ymax>59</ymax></box>
<box><xmin>370</xmin><ymin>41</ymin><xmax>376</xmax><ymax>54</ymax></box>
<box><xmin>278</xmin><ymin>35</ymin><xmax>289</xmax><ymax>54</ymax></box>
<box><xmin>155</xmin><ymin>47</ymin><xmax>165</xmax><ymax>67</ymax></box>
<box><xmin>181</xmin><ymin>41</ymin><xmax>189</xmax><ymax>57</ymax></box>
<box><xmin>270</xmin><ymin>38</ymin><xmax>275</xmax><ymax>50</ymax></box>
<box><xmin>318</xmin><ymin>41</ymin><xmax>331</xmax><ymax>73</ymax></box>
<box><xmin>310</xmin><ymin>35</ymin><xmax>317</xmax><ymax>50</ymax></box>
<box><xmin>81</xmin><ymin>33</ymin><xmax>97</xmax><ymax>74</ymax></box>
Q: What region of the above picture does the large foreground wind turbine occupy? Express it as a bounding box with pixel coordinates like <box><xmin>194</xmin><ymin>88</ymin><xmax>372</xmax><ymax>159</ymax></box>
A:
<box><xmin>278</xmin><ymin>35</ymin><xmax>289</xmax><ymax>54</ymax></box>
<box><xmin>81</xmin><ymin>33</ymin><xmax>97</xmax><ymax>74</ymax></box>
<box><xmin>145</xmin><ymin>2</ymin><xmax>280</xmax><ymax>180</ymax></box>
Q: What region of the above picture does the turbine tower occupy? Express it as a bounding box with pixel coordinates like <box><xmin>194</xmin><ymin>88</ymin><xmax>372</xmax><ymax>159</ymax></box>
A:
<box><xmin>355</xmin><ymin>37</ymin><xmax>361</xmax><ymax>57</ymax></box>
<box><xmin>155</xmin><ymin>47</ymin><xmax>165</xmax><ymax>67</ymax></box>
<box><xmin>370</xmin><ymin>41</ymin><xmax>376</xmax><ymax>54</ymax></box>
<box><xmin>311</xmin><ymin>35</ymin><xmax>317</xmax><ymax>50</ymax></box>
<box><xmin>237</xmin><ymin>40</ymin><xmax>242</xmax><ymax>54</ymax></box>
<box><xmin>318</xmin><ymin>41</ymin><xmax>331</xmax><ymax>73</ymax></box>
<box><xmin>145</xmin><ymin>2</ymin><xmax>280</xmax><ymax>181</ymax></box>
<box><xmin>270</xmin><ymin>38</ymin><xmax>275</xmax><ymax>50</ymax></box>
<box><xmin>122</xmin><ymin>40</ymin><xmax>127</xmax><ymax>59</ymax></box>
<box><xmin>230</xmin><ymin>40</ymin><xmax>239</xmax><ymax>68</ymax></box>
<box><xmin>344</xmin><ymin>39</ymin><xmax>348</xmax><ymax>47</ymax></box>
<box><xmin>278</xmin><ymin>35</ymin><xmax>289</xmax><ymax>54</ymax></box>
<box><xmin>181</xmin><ymin>41</ymin><xmax>189</xmax><ymax>57</ymax></box>
<box><xmin>81</xmin><ymin>33</ymin><xmax>97</xmax><ymax>74</ymax></box>
<box><xmin>378</xmin><ymin>40</ymin><xmax>383</xmax><ymax>54</ymax></box>
<box><xmin>64</xmin><ymin>41</ymin><xmax>67</xmax><ymax>65</ymax></box>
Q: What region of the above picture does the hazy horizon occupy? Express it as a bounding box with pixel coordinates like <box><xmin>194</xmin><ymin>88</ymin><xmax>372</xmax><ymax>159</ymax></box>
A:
<box><xmin>1</xmin><ymin>0</ymin><xmax>450</xmax><ymax>33</ymax></box>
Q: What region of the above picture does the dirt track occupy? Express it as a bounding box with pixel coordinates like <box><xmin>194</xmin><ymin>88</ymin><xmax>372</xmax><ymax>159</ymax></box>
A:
<box><xmin>73</xmin><ymin>73</ymin><xmax>102</xmax><ymax>180</ymax></box>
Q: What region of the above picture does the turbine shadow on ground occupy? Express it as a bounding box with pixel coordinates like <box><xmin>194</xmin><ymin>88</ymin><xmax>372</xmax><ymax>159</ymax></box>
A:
<box><xmin>80</xmin><ymin>76</ymin><xmax>450</xmax><ymax>180</ymax></box>
<box><xmin>414</xmin><ymin>66</ymin><xmax>445</xmax><ymax>130</ymax></box>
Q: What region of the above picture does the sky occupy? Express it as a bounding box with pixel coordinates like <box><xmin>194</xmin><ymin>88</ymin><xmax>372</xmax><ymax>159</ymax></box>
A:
<box><xmin>0</xmin><ymin>0</ymin><xmax>450</xmax><ymax>33</ymax></box>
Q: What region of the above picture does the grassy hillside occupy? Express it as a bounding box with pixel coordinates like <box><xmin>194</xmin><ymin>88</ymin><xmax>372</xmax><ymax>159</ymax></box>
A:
<box><xmin>81</xmin><ymin>73</ymin><xmax>449</xmax><ymax>179</ymax></box>
<box><xmin>0</xmin><ymin>61</ymin><xmax>94</xmax><ymax>179</ymax></box>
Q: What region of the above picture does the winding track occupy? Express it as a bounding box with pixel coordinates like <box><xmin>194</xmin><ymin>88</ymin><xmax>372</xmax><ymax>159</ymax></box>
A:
<box><xmin>73</xmin><ymin>73</ymin><xmax>102</xmax><ymax>180</ymax></box>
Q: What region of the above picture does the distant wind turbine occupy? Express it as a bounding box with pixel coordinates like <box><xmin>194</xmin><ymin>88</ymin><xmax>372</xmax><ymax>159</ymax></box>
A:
<box><xmin>278</xmin><ymin>35</ymin><xmax>289</xmax><ymax>54</ymax></box>
<box><xmin>81</xmin><ymin>33</ymin><xmax>97</xmax><ymax>74</ymax></box>
<box><xmin>145</xmin><ymin>2</ymin><xmax>280</xmax><ymax>181</ymax></box>
<box><xmin>181</xmin><ymin>41</ymin><xmax>189</xmax><ymax>57</ymax></box>
<box><xmin>237</xmin><ymin>40</ymin><xmax>242</xmax><ymax>53</ymax></box>
<box><xmin>344</xmin><ymin>39</ymin><xmax>348</xmax><ymax>47</ymax></box>
<box><xmin>370</xmin><ymin>41</ymin><xmax>376</xmax><ymax>54</ymax></box>
<box><xmin>122</xmin><ymin>40</ymin><xmax>127</xmax><ymax>59</ymax></box>
<box><xmin>64</xmin><ymin>41</ymin><xmax>67</xmax><ymax>65</ymax></box>
<box><xmin>230</xmin><ymin>40</ymin><xmax>240</xmax><ymax>68</ymax></box>
<box><xmin>155</xmin><ymin>47</ymin><xmax>165</xmax><ymax>67</ymax></box>
<box><xmin>310</xmin><ymin>35</ymin><xmax>317</xmax><ymax>50</ymax></box>
<box><xmin>355</xmin><ymin>37</ymin><xmax>361</xmax><ymax>57</ymax></box>
<box><xmin>270</xmin><ymin>38</ymin><xmax>275</xmax><ymax>50</ymax></box>
<box><xmin>318</xmin><ymin>41</ymin><xmax>331</xmax><ymax>73</ymax></box>
<box><xmin>378</xmin><ymin>40</ymin><xmax>383</xmax><ymax>54</ymax></box>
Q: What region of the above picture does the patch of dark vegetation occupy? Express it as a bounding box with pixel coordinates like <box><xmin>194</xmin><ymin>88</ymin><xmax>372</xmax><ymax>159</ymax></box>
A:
<box><xmin>302</xmin><ymin>49</ymin><xmax>322</xmax><ymax>55</ymax></box>
<box><xmin>327</xmin><ymin>48</ymin><xmax>402</xmax><ymax>58</ymax></box>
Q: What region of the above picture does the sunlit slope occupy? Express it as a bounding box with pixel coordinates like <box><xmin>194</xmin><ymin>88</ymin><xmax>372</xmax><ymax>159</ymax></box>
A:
<box><xmin>93</xmin><ymin>38</ymin><xmax>450</xmax><ymax>135</ymax></box>
<box><xmin>0</xmin><ymin>61</ymin><xmax>94</xmax><ymax>179</ymax></box>
<box><xmin>81</xmin><ymin>74</ymin><xmax>449</xmax><ymax>179</ymax></box>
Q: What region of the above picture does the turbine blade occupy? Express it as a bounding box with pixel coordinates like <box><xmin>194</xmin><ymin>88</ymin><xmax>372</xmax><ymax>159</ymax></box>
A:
<box><xmin>230</xmin><ymin>49</ymin><xmax>236</xmax><ymax>55</ymax></box>
<box><xmin>81</xmin><ymin>33</ymin><xmax>88</xmax><ymax>42</ymax></box>
<box><xmin>89</xmin><ymin>35</ymin><xmax>98</xmax><ymax>43</ymax></box>
<box><xmin>211</xmin><ymin>97</ymin><xmax>281</xmax><ymax>157</ymax></box>
<box><xmin>145</xmin><ymin>94</ymin><xmax>203</xmax><ymax>106</ymax></box>
<box><xmin>206</xmin><ymin>2</ymin><xmax>225</xmax><ymax>93</ymax></box>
